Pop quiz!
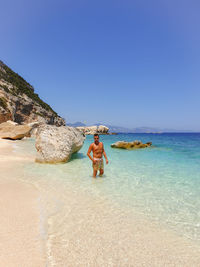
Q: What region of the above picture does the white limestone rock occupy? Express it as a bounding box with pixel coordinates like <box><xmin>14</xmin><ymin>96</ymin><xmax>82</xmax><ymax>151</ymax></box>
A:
<box><xmin>35</xmin><ymin>125</ymin><xmax>85</xmax><ymax>163</ymax></box>
<box><xmin>97</xmin><ymin>125</ymin><xmax>109</xmax><ymax>134</ymax></box>
<box><xmin>76</xmin><ymin>125</ymin><xmax>109</xmax><ymax>135</ymax></box>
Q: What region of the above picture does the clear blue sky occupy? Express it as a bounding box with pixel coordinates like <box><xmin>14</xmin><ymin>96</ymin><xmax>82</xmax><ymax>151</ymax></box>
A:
<box><xmin>1</xmin><ymin>0</ymin><xmax>200</xmax><ymax>131</ymax></box>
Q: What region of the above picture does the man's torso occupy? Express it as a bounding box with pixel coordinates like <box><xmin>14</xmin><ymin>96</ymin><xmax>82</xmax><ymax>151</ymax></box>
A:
<box><xmin>92</xmin><ymin>142</ymin><xmax>103</xmax><ymax>158</ymax></box>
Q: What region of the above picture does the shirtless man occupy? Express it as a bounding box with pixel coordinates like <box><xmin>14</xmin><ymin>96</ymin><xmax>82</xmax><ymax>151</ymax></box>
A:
<box><xmin>87</xmin><ymin>134</ymin><xmax>109</xmax><ymax>178</ymax></box>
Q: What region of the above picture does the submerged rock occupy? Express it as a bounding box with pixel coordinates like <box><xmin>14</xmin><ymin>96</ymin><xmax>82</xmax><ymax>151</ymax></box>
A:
<box><xmin>35</xmin><ymin>125</ymin><xmax>85</xmax><ymax>163</ymax></box>
<box><xmin>111</xmin><ymin>140</ymin><xmax>152</xmax><ymax>149</ymax></box>
<box><xmin>0</xmin><ymin>121</ymin><xmax>32</xmax><ymax>140</ymax></box>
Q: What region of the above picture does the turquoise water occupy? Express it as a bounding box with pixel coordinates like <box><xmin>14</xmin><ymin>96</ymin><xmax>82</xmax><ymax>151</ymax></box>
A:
<box><xmin>18</xmin><ymin>133</ymin><xmax>200</xmax><ymax>243</ymax></box>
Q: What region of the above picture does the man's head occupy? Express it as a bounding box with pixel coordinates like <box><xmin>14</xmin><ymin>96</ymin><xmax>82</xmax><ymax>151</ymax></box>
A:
<box><xmin>94</xmin><ymin>133</ymin><xmax>99</xmax><ymax>144</ymax></box>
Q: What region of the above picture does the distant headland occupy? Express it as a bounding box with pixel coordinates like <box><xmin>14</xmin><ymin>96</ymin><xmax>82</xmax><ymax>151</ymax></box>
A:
<box><xmin>67</xmin><ymin>122</ymin><xmax>196</xmax><ymax>134</ymax></box>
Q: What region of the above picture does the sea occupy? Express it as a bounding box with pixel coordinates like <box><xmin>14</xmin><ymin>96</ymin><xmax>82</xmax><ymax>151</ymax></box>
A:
<box><xmin>15</xmin><ymin>133</ymin><xmax>200</xmax><ymax>264</ymax></box>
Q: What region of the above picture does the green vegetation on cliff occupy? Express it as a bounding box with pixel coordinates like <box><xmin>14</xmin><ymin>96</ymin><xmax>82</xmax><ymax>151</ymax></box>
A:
<box><xmin>0</xmin><ymin>61</ymin><xmax>57</xmax><ymax>115</ymax></box>
<box><xmin>0</xmin><ymin>97</ymin><xmax>7</xmax><ymax>110</ymax></box>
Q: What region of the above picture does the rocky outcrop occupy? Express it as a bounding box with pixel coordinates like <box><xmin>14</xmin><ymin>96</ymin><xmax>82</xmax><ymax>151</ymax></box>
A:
<box><xmin>76</xmin><ymin>125</ymin><xmax>109</xmax><ymax>135</ymax></box>
<box><xmin>111</xmin><ymin>140</ymin><xmax>152</xmax><ymax>149</ymax></box>
<box><xmin>0</xmin><ymin>60</ymin><xmax>65</xmax><ymax>126</ymax></box>
<box><xmin>0</xmin><ymin>121</ymin><xmax>32</xmax><ymax>140</ymax></box>
<box><xmin>35</xmin><ymin>125</ymin><xmax>85</xmax><ymax>163</ymax></box>
<box><xmin>98</xmin><ymin>125</ymin><xmax>109</xmax><ymax>134</ymax></box>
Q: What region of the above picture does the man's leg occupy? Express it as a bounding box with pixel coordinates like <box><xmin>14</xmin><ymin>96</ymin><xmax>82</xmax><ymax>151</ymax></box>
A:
<box><xmin>99</xmin><ymin>159</ymin><xmax>104</xmax><ymax>177</ymax></box>
<box><xmin>93</xmin><ymin>161</ymin><xmax>98</xmax><ymax>178</ymax></box>
<box><xmin>93</xmin><ymin>169</ymin><xmax>97</xmax><ymax>178</ymax></box>
<box><xmin>99</xmin><ymin>168</ymin><xmax>104</xmax><ymax>177</ymax></box>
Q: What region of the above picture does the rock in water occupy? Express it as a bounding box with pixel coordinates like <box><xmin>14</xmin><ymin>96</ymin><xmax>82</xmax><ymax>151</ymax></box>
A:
<box><xmin>0</xmin><ymin>121</ymin><xmax>32</xmax><ymax>139</ymax></box>
<box><xmin>76</xmin><ymin>125</ymin><xmax>109</xmax><ymax>135</ymax></box>
<box><xmin>35</xmin><ymin>125</ymin><xmax>85</xmax><ymax>163</ymax></box>
<box><xmin>111</xmin><ymin>140</ymin><xmax>152</xmax><ymax>149</ymax></box>
<box><xmin>98</xmin><ymin>125</ymin><xmax>109</xmax><ymax>134</ymax></box>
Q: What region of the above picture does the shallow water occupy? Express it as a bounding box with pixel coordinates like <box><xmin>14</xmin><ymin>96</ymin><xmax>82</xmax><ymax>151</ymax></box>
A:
<box><xmin>15</xmin><ymin>133</ymin><xmax>200</xmax><ymax>264</ymax></box>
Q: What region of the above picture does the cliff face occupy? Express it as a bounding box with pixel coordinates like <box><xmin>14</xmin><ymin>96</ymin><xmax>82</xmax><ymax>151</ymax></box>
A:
<box><xmin>0</xmin><ymin>60</ymin><xmax>65</xmax><ymax>126</ymax></box>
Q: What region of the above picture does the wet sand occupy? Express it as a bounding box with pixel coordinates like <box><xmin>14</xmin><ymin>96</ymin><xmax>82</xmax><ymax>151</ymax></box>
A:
<box><xmin>0</xmin><ymin>138</ymin><xmax>200</xmax><ymax>266</ymax></box>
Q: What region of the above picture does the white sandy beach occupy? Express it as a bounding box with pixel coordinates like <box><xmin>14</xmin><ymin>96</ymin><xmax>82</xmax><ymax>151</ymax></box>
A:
<box><xmin>0</xmin><ymin>139</ymin><xmax>45</xmax><ymax>267</ymax></box>
<box><xmin>0</xmin><ymin>138</ymin><xmax>200</xmax><ymax>266</ymax></box>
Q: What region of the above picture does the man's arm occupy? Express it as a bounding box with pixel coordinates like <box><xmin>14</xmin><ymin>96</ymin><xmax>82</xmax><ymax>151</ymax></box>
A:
<box><xmin>102</xmin><ymin>144</ymin><xmax>108</xmax><ymax>164</ymax></box>
<box><xmin>87</xmin><ymin>144</ymin><xmax>94</xmax><ymax>162</ymax></box>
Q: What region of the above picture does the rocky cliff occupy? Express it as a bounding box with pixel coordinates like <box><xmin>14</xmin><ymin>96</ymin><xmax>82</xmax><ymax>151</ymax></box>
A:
<box><xmin>0</xmin><ymin>60</ymin><xmax>65</xmax><ymax>126</ymax></box>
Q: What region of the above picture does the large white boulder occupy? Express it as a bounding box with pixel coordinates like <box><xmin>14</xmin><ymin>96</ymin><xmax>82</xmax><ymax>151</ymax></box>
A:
<box><xmin>35</xmin><ymin>125</ymin><xmax>85</xmax><ymax>163</ymax></box>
